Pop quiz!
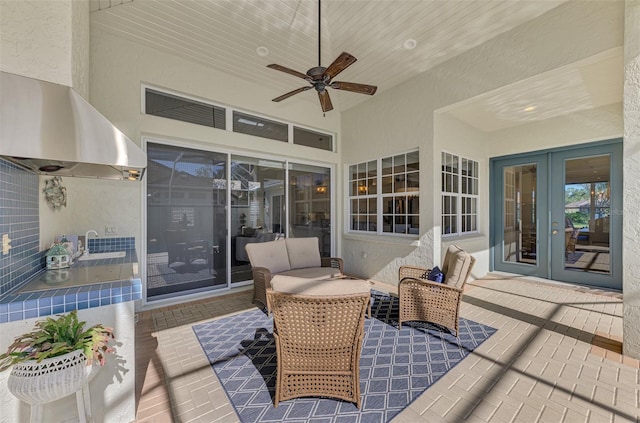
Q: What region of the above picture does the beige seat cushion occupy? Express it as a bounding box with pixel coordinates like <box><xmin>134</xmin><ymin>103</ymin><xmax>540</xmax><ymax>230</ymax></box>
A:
<box><xmin>442</xmin><ymin>245</ymin><xmax>473</xmax><ymax>289</ymax></box>
<box><xmin>279</xmin><ymin>267</ymin><xmax>341</xmax><ymax>280</ymax></box>
<box><xmin>271</xmin><ymin>275</ymin><xmax>371</xmax><ymax>296</ymax></box>
<box><xmin>285</xmin><ymin>237</ymin><xmax>321</xmax><ymax>270</ymax></box>
<box><xmin>245</xmin><ymin>239</ymin><xmax>291</xmax><ymax>274</ymax></box>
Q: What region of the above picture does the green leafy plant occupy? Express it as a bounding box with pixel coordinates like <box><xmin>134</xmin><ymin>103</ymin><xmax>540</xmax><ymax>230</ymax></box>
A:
<box><xmin>0</xmin><ymin>310</ymin><xmax>115</xmax><ymax>371</ymax></box>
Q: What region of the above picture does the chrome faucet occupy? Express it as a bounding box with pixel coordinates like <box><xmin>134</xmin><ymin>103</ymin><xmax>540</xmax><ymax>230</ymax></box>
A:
<box><xmin>84</xmin><ymin>230</ymin><xmax>98</xmax><ymax>255</ymax></box>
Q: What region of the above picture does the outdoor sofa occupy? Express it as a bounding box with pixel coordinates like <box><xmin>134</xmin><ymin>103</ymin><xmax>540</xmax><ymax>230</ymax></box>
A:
<box><xmin>245</xmin><ymin>237</ymin><xmax>343</xmax><ymax>310</ymax></box>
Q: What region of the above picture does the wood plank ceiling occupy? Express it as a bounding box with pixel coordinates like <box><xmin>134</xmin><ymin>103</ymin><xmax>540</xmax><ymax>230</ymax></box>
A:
<box><xmin>90</xmin><ymin>0</ymin><xmax>566</xmax><ymax>113</ymax></box>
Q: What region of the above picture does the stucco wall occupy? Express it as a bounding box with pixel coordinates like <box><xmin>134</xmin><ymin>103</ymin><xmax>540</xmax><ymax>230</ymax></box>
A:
<box><xmin>623</xmin><ymin>0</ymin><xmax>640</xmax><ymax>359</ymax></box>
<box><xmin>0</xmin><ymin>0</ymin><xmax>89</xmax><ymax>98</ymax></box>
<box><xmin>487</xmin><ymin>103</ymin><xmax>623</xmax><ymax>156</ymax></box>
<box><xmin>0</xmin><ymin>0</ymin><xmax>73</xmax><ymax>87</ymax></box>
<box><xmin>341</xmin><ymin>1</ymin><xmax>623</xmax><ymax>285</ymax></box>
<box><xmin>39</xmin><ymin>177</ymin><xmax>141</xmax><ymax>250</ymax></box>
<box><xmin>71</xmin><ymin>0</ymin><xmax>90</xmax><ymax>98</ymax></box>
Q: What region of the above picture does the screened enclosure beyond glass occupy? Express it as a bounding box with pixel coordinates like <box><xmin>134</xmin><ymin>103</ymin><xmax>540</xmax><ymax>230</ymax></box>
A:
<box><xmin>146</xmin><ymin>142</ymin><xmax>332</xmax><ymax>301</ymax></box>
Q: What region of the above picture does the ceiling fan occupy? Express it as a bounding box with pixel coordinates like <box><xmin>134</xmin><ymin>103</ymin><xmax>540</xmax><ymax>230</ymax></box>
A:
<box><xmin>267</xmin><ymin>0</ymin><xmax>377</xmax><ymax>113</ymax></box>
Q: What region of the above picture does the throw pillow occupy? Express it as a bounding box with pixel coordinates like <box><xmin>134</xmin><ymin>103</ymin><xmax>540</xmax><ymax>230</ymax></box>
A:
<box><xmin>427</xmin><ymin>266</ymin><xmax>445</xmax><ymax>283</ymax></box>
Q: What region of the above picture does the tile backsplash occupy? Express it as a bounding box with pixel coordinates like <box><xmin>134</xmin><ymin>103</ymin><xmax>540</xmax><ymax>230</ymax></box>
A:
<box><xmin>88</xmin><ymin>237</ymin><xmax>136</xmax><ymax>252</ymax></box>
<box><xmin>0</xmin><ymin>158</ymin><xmax>41</xmax><ymax>296</ymax></box>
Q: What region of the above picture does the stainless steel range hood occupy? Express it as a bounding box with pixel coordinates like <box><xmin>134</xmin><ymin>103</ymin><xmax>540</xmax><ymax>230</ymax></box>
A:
<box><xmin>0</xmin><ymin>72</ymin><xmax>146</xmax><ymax>181</ymax></box>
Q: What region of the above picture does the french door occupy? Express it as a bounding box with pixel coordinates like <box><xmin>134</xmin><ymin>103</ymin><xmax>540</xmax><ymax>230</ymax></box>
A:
<box><xmin>491</xmin><ymin>140</ymin><xmax>622</xmax><ymax>290</ymax></box>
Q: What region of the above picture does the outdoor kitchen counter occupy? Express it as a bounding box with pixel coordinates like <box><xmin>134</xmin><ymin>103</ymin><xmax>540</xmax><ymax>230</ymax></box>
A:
<box><xmin>17</xmin><ymin>250</ymin><xmax>139</xmax><ymax>293</ymax></box>
<box><xmin>0</xmin><ymin>249</ymin><xmax>142</xmax><ymax>324</ymax></box>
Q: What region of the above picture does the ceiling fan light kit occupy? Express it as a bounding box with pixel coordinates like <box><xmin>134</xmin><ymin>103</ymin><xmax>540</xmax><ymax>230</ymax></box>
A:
<box><xmin>267</xmin><ymin>0</ymin><xmax>377</xmax><ymax>113</ymax></box>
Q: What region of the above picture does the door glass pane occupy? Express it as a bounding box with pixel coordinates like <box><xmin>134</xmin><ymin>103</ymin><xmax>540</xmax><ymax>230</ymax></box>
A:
<box><xmin>289</xmin><ymin>163</ymin><xmax>331</xmax><ymax>256</ymax></box>
<box><xmin>503</xmin><ymin>164</ymin><xmax>537</xmax><ymax>265</ymax></box>
<box><xmin>563</xmin><ymin>155</ymin><xmax>610</xmax><ymax>274</ymax></box>
<box><xmin>230</xmin><ymin>156</ymin><xmax>285</xmax><ymax>283</ymax></box>
<box><xmin>146</xmin><ymin>143</ymin><xmax>227</xmax><ymax>300</ymax></box>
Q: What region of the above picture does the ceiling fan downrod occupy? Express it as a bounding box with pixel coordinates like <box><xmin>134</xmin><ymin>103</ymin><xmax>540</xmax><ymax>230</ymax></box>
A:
<box><xmin>318</xmin><ymin>0</ymin><xmax>322</xmax><ymax>68</ymax></box>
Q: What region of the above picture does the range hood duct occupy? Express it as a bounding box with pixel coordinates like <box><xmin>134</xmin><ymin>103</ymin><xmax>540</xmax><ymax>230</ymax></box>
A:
<box><xmin>0</xmin><ymin>72</ymin><xmax>146</xmax><ymax>181</ymax></box>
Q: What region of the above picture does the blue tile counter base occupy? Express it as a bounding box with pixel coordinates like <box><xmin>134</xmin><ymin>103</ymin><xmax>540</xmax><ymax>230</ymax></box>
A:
<box><xmin>0</xmin><ymin>279</ymin><xmax>142</xmax><ymax>323</ymax></box>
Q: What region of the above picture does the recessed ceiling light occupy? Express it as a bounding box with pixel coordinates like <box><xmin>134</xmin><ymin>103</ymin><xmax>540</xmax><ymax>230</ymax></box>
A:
<box><xmin>403</xmin><ymin>39</ymin><xmax>417</xmax><ymax>50</ymax></box>
<box><xmin>523</xmin><ymin>105</ymin><xmax>537</xmax><ymax>112</ymax></box>
<box><xmin>256</xmin><ymin>46</ymin><xmax>269</xmax><ymax>57</ymax></box>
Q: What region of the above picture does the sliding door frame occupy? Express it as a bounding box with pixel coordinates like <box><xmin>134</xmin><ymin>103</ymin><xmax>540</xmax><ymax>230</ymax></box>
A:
<box><xmin>140</xmin><ymin>135</ymin><xmax>336</xmax><ymax>308</ymax></box>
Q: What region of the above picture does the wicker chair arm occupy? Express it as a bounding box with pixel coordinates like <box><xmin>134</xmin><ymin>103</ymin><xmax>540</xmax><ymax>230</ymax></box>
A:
<box><xmin>251</xmin><ymin>266</ymin><xmax>273</xmax><ymax>311</ymax></box>
<box><xmin>252</xmin><ymin>266</ymin><xmax>273</xmax><ymax>287</ymax></box>
<box><xmin>399</xmin><ymin>265</ymin><xmax>430</xmax><ymax>280</ymax></box>
<box><xmin>398</xmin><ymin>277</ymin><xmax>464</xmax><ymax>335</ymax></box>
<box><xmin>398</xmin><ymin>276</ymin><xmax>463</xmax><ymax>295</ymax></box>
<box><xmin>321</xmin><ymin>257</ymin><xmax>344</xmax><ymax>273</ymax></box>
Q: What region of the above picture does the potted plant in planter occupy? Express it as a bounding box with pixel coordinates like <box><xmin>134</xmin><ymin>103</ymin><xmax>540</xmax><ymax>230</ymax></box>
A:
<box><xmin>0</xmin><ymin>310</ymin><xmax>115</xmax><ymax>422</ymax></box>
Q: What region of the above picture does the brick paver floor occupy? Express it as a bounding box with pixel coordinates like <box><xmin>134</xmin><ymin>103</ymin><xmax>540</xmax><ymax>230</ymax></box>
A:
<box><xmin>134</xmin><ymin>275</ymin><xmax>639</xmax><ymax>422</ymax></box>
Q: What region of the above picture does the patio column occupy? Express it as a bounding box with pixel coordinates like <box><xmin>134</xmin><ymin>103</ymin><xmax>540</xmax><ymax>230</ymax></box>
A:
<box><xmin>623</xmin><ymin>0</ymin><xmax>640</xmax><ymax>360</ymax></box>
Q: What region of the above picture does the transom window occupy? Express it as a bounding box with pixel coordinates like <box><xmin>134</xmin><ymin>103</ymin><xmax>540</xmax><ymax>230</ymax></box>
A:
<box><xmin>143</xmin><ymin>87</ymin><xmax>333</xmax><ymax>151</ymax></box>
<box><xmin>349</xmin><ymin>151</ymin><xmax>419</xmax><ymax>235</ymax></box>
<box><xmin>442</xmin><ymin>152</ymin><xmax>479</xmax><ymax>236</ymax></box>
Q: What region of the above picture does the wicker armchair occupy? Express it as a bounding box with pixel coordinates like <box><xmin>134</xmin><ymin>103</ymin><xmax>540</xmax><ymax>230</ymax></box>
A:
<box><xmin>266</xmin><ymin>291</ymin><xmax>369</xmax><ymax>408</ymax></box>
<box><xmin>398</xmin><ymin>245</ymin><xmax>475</xmax><ymax>335</ymax></box>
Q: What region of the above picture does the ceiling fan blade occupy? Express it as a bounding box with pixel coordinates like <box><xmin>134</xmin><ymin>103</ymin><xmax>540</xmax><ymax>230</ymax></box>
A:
<box><xmin>318</xmin><ymin>90</ymin><xmax>333</xmax><ymax>112</ymax></box>
<box><xmin>272</xmin><ymin>86</ymin><xmax>311</xmax><ymax>102</ymax></box>
<box><xmin>330</xmin><ymin>81</ymin><xmax>377</xmax><ymax>95</ymax></box>
<box><xmin>267</xmin><ymin>64</ymin><xmax>309</xmax><ymax>80</ymax></box>
<box><xmin>323</xmin><ymin>52</ymin><xmax>357</xmax><ymax>80</ymax></box>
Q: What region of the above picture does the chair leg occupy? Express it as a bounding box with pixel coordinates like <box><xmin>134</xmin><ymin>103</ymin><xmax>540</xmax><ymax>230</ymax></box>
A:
<box><xmin>75</xmin><ymin>389</ymin><xmax>87</xmax><ymax>423</ymax></box>
<box><xmin>30</xmin><ymin>404</ymin><xmax>42</xmax><ymax>423</ymax></box>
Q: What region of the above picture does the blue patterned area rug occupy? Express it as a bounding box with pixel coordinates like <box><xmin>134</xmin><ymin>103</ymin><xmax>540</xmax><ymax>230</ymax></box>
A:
<box><xmin>193</xmin><ymin>290</ymin><xmax>496</xmax><ymax>423</ymax></box>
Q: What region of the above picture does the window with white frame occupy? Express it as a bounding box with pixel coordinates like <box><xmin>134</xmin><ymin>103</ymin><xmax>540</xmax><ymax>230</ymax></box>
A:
<box><xmin>441</xmin><ymin>152</ymin><xmax>479</xmax><ymax>236</ymax></box>
<box><xmin>144</xmin><ymin>87</ymin><xmax>333</xmax><ymax>151</ymax></box>
<box><xmin>349</xmin><ymin>151</ymin><xmax>419</xmax><ymax>235</ymax></box>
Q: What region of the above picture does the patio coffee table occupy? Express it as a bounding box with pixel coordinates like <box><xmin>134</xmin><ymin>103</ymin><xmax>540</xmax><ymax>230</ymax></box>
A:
<box><xmin>270</xmin><ymin>274</ymin><xmax>373</xmax><ymax>317</ymax></box>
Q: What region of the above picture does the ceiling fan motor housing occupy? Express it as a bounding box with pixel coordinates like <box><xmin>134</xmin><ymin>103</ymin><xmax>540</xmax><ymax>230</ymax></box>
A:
<box><xmin>306</xmin><ymin>66</ymin><xmax>327</xmax><ymax>80</ymax></box>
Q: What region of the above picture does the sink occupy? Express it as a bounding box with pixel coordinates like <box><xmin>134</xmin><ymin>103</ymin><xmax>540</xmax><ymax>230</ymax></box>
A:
<box><xmin>78</xmin><ymin>251</ymin><xmax>126</xmax><ymax>261</ymax></box>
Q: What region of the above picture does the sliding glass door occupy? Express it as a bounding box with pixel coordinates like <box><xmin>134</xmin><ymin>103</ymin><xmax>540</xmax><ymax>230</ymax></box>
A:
<box><xmin>289</xmin><ymin>163</ymin><xmax>332</xmax><ymax>256</ymax></box>
<box><xmin>229</xmin><ymin>156</ymin><xmax>285</xmax><ymax>283</ymax></box>
<box><xmin>146</xmin><ymin>143</ymin><xmax>227</xmax><ymax>299</ymax></box>
<box><xmin>145</xmin><ymin>141</ymin><xmax>333</xmax><ymax>301</ymax></box>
